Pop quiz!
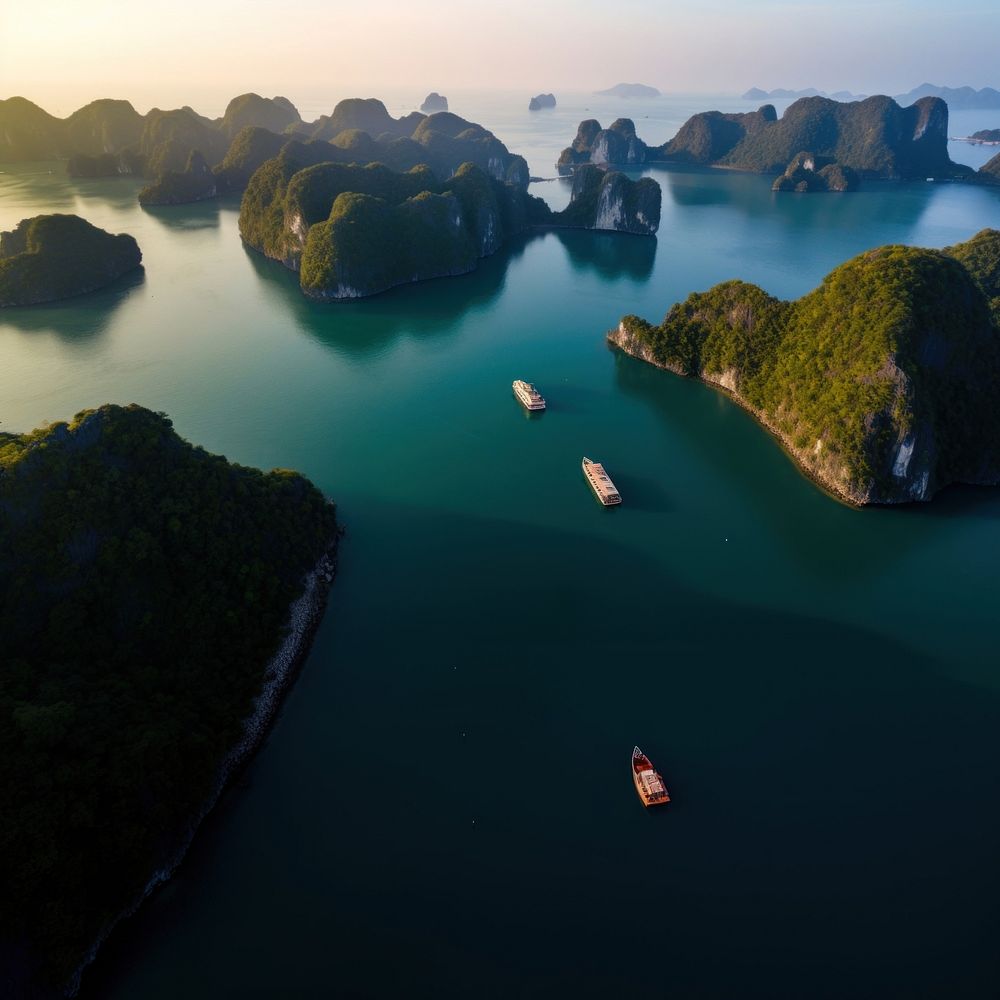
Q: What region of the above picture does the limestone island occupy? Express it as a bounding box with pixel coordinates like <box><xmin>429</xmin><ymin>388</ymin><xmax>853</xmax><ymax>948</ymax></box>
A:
<box><xmin>609</xmin><ymin>229</ymin><xmax>1000</xmax><ymax>505</ymax></box>
<box><xmin>420</xmin><ymin>92</ymin><xmax>449</xmax><ymax>113</ymax></box>
<box><xmin>238</xmin><ymin>111</ymin><xmax>660</xmax><ymax>301</ymax></box>
<box><xmin>594</xmin><ymin>83</ymin><xmax>660</xmax><ymax>99</ymax></box>
<box><xmin>0</xmin><ymin>214</ymin><xmax>142</xmax><ymax>307</ymax></box>
<box><xmin>0</xmin><ymin>403</ymin><xmax>339</xmax><ymax>998</ymax></box>
<box><xmin>557</xmin><ymin>95</ymin><xmax>988</xmax><ymax>186</ymax></box>
<box><xmin>529</xmin><ymin>93</ymin><xmax>557</xmax><ymax>111</ymax></box>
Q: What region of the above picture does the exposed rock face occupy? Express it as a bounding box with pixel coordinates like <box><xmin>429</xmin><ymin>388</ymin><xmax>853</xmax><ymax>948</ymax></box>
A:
<box><xmin>529</xmin><ymin>93</ymin><xmax>557</xmax><ymax>111</ymax></box>
<box><xmin>420</xmin><ymin>92</ymin><xmax>449</xmax><ymax>113</ymax></box>
<box><xmin>608</xmin><ymin>233</ymin><xmax>1000</xmax><ymax>505</ymax></box>
<box><xmin>0</xmin><ymin>214</ymin><xmax>142</xmax><ymax>306</ymax></box>
<box><xmin>772</xmin><ymin>152</ymin><xmax>859</xmax><ymax>192</ymax></box>
<box><xmin>557</xmin><ymin>119</ymin><xmax>650</xmax><ymax>174</ymax></box>
<box><xmin>594</xmin><ymin>83</ymin><xmax>660</xmax><ymax>98</ymax></box>
<box><xmin>556</xmin><ymin>165</ymin><xmax>660</xmax><ymax>235</ymax></box>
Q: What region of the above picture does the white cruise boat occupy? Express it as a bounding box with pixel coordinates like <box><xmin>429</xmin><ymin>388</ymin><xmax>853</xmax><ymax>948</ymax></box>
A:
<box><xmin>512</xmin><ymin>379</ymin><xmax>546</xmax><ymax>411</ymax></box>
<box><xmin>582</xmin><ymin>457</ymin><xmax>622</xmax><ymax>505</ymax></box>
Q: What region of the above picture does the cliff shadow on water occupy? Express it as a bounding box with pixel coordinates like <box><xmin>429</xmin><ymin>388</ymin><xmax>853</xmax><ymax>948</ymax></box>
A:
<box><xmin>611</xmin><ymin>350</ymin><xmax>944</xmax><ymax>582</ymax></box>
<box><xmin>241</xmin><ymin>234</ymin><xmax>531</xmax><ymax>359</ymax></box>
<box><xmin>78</xmin><ymin>498</ymin><xmax>1000</xmax><ymax>1000</ymax></box>
<box><xmin>551</xmin><ymin>227</ymin><xmax>656</xmax><ymax>282</ymax></box>
<box><xmin>0</xmin><ymin>267</ymin><xmax>145</xmax><ymax>342</ymax></box>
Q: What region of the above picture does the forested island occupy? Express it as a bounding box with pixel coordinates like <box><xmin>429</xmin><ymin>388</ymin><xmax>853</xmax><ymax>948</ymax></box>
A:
<box><xmin>240</xmin><ymin>154</ymin><xmax>659</xmax><ymax>300</ymax></box>
<box><xmin>557</xmin><ymin>95</ymin><xmax>989</xmax><ymax>185</ymax></box>
<box><xmin>609</xmin><ymin>230</ymin><xmax>1000</xmax><ymax>505</ymax></box>
<box><xmin>0</xmin><ymin>404</ymin><xmax>339</xmax><ymax>997</ymax></box>
<box><xmin>0</xmin><ymin>214</ymin><xmax>142</xmax><ymax>306</ymax></box>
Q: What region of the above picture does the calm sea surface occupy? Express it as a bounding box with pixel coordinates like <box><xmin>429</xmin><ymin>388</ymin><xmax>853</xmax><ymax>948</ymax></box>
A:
<box><xmin>3</xmin><ymin>91</ymin><xmax>1000</xmax><ymax>999</ymax></box>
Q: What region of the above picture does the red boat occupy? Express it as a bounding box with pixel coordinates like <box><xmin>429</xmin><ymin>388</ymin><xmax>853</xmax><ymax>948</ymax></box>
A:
<box><xmin>632</xmin><ymin>746</ymin><xmax>670</xmax><ymax>807</ymax></box>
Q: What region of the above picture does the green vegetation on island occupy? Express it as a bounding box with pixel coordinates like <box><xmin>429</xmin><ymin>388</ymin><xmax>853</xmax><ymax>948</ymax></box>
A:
<box><xmin>0</xmin><ymin>214</ymin><xmax>142</xmax><ymax>307</ymax></box>
<box><xmin>240</xmin><ymin>151</ymin><xmax>660</xmax><ymax>300</ymax></box>
<box><xmin>0</xmin><ymin>404</ymin><xmax>338</xmax><ymax>997</ymax></box>
<box><xmin>609</xmin><ymin>230</ymin><xmax>1000</xmax><ymax>504</ymax></box>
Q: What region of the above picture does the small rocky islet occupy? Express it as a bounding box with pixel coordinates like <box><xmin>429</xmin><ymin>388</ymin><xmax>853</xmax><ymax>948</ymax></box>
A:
<box><xmin>528</xmin><ymin>93</ymin><xmax>556</xmax><ymax>111</ymax></box>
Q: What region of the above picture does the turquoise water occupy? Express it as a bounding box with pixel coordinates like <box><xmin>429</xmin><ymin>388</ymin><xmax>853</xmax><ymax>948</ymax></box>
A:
<box><xmin>3</xmin><ymin>94</ymin><xmax>1000</xmax><ymax>998</ymax></box>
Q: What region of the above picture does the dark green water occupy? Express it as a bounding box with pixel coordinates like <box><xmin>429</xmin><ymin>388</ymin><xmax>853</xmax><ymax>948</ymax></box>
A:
<box><xmin>3</xmin><ymin>102</ymin><xmax>1000</xmax><ymax>997</ymax></box>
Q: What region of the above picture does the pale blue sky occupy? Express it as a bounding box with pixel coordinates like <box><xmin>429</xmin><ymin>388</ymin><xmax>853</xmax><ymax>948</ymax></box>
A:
<box><xmin>1</xmin><ymin>0</ymin><xmax>997</xmax><ymax>115</ymax></box>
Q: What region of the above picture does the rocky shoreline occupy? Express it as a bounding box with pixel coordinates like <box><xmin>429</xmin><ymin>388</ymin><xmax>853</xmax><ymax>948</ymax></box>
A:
<box><xmin>607</xmin><ymin>322</ymin><xmax>865</xmax><ymax>506</ymax></box>
<box><xmin>63</xmin><ymin>541</ymin><xmax>340</xmax><ymax>998</ymax></box>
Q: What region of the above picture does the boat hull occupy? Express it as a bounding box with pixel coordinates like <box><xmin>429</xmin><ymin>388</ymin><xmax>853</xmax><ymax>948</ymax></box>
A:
<box><xmin>632</xmin><ymin>747</ymin><xmax>670</xmax><ymax>807</ymax></box>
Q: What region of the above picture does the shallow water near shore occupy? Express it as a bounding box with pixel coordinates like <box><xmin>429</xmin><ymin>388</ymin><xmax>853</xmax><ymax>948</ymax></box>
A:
<box><xmin>4</xmin><ymin>91</ymin><xmax>1000</xmax><ymax>998</ymax></box>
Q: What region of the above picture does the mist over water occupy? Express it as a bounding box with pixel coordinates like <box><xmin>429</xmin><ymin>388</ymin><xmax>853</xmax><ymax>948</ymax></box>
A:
<box><xmin>3</xmin><ymin>91</ymin><xmax>1000</xmax><ymax>998</ymax></box>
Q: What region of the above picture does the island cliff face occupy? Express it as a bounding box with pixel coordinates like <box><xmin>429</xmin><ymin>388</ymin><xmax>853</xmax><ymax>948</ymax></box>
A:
<box><xmin>0</xmin><ymin>404</ymin><xmax>339</xmax><ymax>999</ymax></box>
<box><xmin>558</xmin><ymin>96</ymin><xmax>969</xmax><ymax>180</ymax></box>
<box><xmin>609</xmin><ymin>230</ymin><xmax>1000</xmax><ymax>505</ymax></box>
<box><xmin>557</xmin><ymin>118</ymin><xmax>650</xmax><ymax>173</ymax></box>
<box><xmin>0</xmin><ymin>215</ymin><xmax>142</xmax><ymax>306</ymax></box>
<box><xmin>556</xmin><ymin>165</ymin><xmax>660</xmax><ymax>235</ymax></box>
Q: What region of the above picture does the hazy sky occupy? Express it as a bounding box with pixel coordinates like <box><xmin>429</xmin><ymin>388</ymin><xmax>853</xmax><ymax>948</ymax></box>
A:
<box><xmin>2</xmin><ymin>0</ymin><xmax>998</xmax><ymax>115</ymax></box>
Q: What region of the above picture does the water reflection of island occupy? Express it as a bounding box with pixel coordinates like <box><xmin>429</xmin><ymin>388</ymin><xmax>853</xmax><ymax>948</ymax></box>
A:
<box><xmin>0</xmin><ymin>268</ymin><xmax>145</xmax><ymax>343</ymax></box>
